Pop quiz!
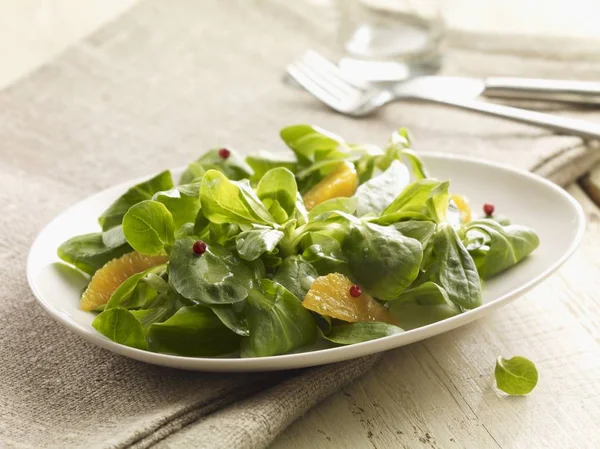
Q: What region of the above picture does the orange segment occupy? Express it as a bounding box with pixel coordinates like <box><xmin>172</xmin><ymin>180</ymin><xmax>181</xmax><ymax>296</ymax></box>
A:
<box><xmin>303</xmin><ymin>162</ymin><xmax>358</xmax><ymax>211</ymax></box>
<box><xmin>303</xmin><ymin>273</ymin><xmax>396</xmax><ymax>324</ymax></box>
<box><xmin>451</xmin><ymin>194</ymin><xmax>472</xmax><ymax>223</ymax></box>
<box><xmin>81</xmin><ymin>252</ymin><xmax>168</xmax><ymax>311</ymax></box>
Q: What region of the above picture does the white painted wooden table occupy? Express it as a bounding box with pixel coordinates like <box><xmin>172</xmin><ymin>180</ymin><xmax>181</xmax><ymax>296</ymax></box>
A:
<box><xmin>2</xmin><ymin>2</ymin><xmax>599</xmax><ymax>448</ymax></box>
<box><xmin>274</xmin><ymin>185</ymin><xmax>600</xmax><ymax>448</ymax></box>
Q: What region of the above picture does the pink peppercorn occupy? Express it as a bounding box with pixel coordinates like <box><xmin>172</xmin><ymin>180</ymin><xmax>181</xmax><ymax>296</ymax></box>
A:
<box><xmin>349</xmin><ymin>284</ymin><xmax>362</xmax><ymax>298</ymax></box>
<box><xmin>193</xmin><ymin>240</ymin><xmax>207</xmax><ymax>255</ymax></box>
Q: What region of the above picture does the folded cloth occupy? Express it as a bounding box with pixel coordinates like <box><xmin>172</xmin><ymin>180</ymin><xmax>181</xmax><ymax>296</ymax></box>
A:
<box><xmin>1</xmin><ymin>1</ymin><xmax>600</xmax><ymax>448</ymax></box>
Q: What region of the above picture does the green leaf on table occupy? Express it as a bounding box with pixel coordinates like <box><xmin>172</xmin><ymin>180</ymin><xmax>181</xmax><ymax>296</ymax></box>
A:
<box><xmin>92</xmin><ymin>308</ymin><xmax>147</xmax><ymax>350</ymax></box>
<box><xmin>355</xmin><ymin>160</ymin><xmax>410</xmax><ymax>216</ymax></box>
<box><xmin>246</xmin><ymin>151</ymin><xmax>299</xmax><ymax>183</ymax></box>
<box><xmin>342</xmin><ymin>222</ymin><xmax>423</xmax><ymax>300</ymax></box>
<box><xmin>418</xmin><ymin>223</ymin><xmax>481</xmax><ymax>309</ymax></box>
<box><xmin>377</xmin><ymin>179</ymin><xmax>449</xmax><ymax>224</ymax></box>
<box><xmin>180</xmin><ymin>148</ymin><xmax>252</xmax><ymax>183</ymax></box>
<box><xmin>57</xmin><ymin>232</ymin><xmax>132</xmax><ymax>276</ymax></box>
<box><xmin>105</xmin><ymin>264</ymin><xmax>167</xmax><ymax>310</ymax></box>
<box><xmin>99</xmin><ymin>170</ymin><xmax>174</xmax><ymax>231</ymax></box>
<box><xmin>148</xmin><ymin>305</ymin><xmax>241</xmax><ymax>356</ymax></box>
<box><xmin>272</xmin><ymin>255</ymin><xmax>319</xmax><ymax>300</ymax></box>
<box><xmin>236</xmin><ymin>227</ymin><xmax>284</xmax><ymax>261</ymax></box>
<box><xmin>256</xmin><ymin>167</ymin><xmax>298</xmax><ymax>221</ymax></box>
<box><xmin>153</xmin><ymin>182</ymin><xmax>201</xmax><ymax>229</ymax></box>
<box><xmin>122</xmin><ymin>200</ymin><xmax>175</xmax><ymax>256</ymax></box>
<box><xmin>495</xmin><ymin>356</ymin><xmax>539</xmax><ymax>395</ymax></box>
<box><xmin>241</xmin><ymin>279</ymin><xmax>317</xmax><ymax>357</ymax></box>
<box><xmin>169</xmin><ymin>237</ymin><xmax>254</xmax><ymax>304</ymax></box>
<box><xmin>465</xmin><ymin>219</ymin><xmax>540</xmax><ymax>279</ymax></box>
<box><xmin>200</xmin><ymin>169</ymin><xmax>274</xmax><ymax>226</ymax></box>
<box><xmin>324</xmin><ymin>321</ymin><xmax>403</xmax><ymax>345</ymax></box>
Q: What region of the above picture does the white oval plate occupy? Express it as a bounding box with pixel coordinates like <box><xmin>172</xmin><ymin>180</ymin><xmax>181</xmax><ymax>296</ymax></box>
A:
<box><xmin>27</xmin><ymin>154</ymin><xmax>584</xmax><ymax>372</ymax></box>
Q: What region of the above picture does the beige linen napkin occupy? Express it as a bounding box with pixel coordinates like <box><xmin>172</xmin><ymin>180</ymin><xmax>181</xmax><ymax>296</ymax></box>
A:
<box><xmin>2</xmin><ymin>1</ymin><xmax>600</xmax><ymax>448</ymax></box>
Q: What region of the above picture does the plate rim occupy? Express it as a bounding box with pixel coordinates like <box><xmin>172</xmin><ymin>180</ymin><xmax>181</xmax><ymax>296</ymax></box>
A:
<box><xmin>27</xmin><ymin>152</ymin><xmax>585</xmax><ymax>371</ymax></box>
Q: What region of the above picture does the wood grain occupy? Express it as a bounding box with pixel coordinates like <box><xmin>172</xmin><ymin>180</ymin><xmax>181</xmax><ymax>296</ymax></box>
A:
<box><xmin>272</xmin><ymin>185</ymin><xmax>600</xmax><ymax>448</ymax></box>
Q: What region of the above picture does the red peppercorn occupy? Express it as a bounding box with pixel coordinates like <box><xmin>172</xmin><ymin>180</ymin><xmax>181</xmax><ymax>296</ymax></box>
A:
<box><xmin>349</xmin><ymin>284</ymin><xmax>362</xmax><ymax>298</ymax></box>
<box><xmin>193</xmin><ymin>240</ymin><xmax>207</xmax><ymax>255</ymax></box>
<box><xmin>483</xmin><ymin>203</ymin><xmax>495</xmax><ymax>216</ymax></box>
<box><xmin>218</xmin><ymin>148</ymin><xmax>231</xmax><ymax>159</ymax></box>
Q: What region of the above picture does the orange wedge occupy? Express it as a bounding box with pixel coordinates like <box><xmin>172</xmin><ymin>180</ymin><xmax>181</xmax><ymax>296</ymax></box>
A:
<box><xmin>451</xmin><ymin>194</ymin><xmax>472</xmax><ymax>223</ymax></box>
<box><xmin>303</xmin><ymin>162</ymin><xmax>358</xmax><ymax>211</ymax></box>
<box><xmin>81</xmin><ymin>252</ymin><xmax>168</xmax><ymax>311</ymax></box>
<box><xmin>303</xmin><ymin>273</ymin><xmax>396</xmax><ymax>324</ymax></box>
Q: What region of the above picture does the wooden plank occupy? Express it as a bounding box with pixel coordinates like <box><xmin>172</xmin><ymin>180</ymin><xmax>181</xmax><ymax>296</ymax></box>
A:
<box><xmin>272</xmin><ymin>184</ymin><xmax>600</xmax><ymax>449</ymax></box>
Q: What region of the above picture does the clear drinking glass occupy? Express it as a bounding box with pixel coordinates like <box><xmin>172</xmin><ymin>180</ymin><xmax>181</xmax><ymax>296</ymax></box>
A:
<box><xmin>338</xmin><ymin>0</ymin><xmax>445</xmax><ymax>81</ymax></box>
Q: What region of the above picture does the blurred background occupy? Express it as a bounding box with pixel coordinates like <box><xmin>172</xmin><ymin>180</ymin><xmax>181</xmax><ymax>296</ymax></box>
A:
<box><xmin>1</xmin><ymin>0</ymin><xmax>599</xmax><ymax>90</ymax></box>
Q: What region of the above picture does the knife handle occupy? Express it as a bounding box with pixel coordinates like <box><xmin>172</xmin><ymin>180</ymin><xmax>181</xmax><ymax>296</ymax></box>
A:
<box><xmin>414</xmin><ymin>93</ymin><xmax>600</xmax><ymax>140</ymax></box>
<box><xmin>483</xmin><ymin>77</ymin><xmax>600</xmax><ymax>105</ymax></box>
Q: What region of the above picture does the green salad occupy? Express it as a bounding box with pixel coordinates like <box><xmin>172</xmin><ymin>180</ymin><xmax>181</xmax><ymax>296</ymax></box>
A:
<box><xmin>57</xmin><ymin>125</ymin><xmax>540</xmax><ymax>358</ymax></box>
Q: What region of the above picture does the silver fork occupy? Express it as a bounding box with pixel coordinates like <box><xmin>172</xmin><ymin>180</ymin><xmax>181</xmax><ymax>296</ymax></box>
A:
<box><xmin>287</xmin><ymin>51</ymin><xmax>600</xmax><ymax>140</ymax></box>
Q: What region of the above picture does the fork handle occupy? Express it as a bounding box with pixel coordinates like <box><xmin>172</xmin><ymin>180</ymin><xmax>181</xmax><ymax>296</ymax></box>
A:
<box><xmin>420</xmin><ymin>96</ymin><xmax>600</xmax><ymax>140</ymax></box>
<box><xmin>483</xmin><ymin>77</ymin><xmax>600</xmax><ymax>105</ymax></box>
